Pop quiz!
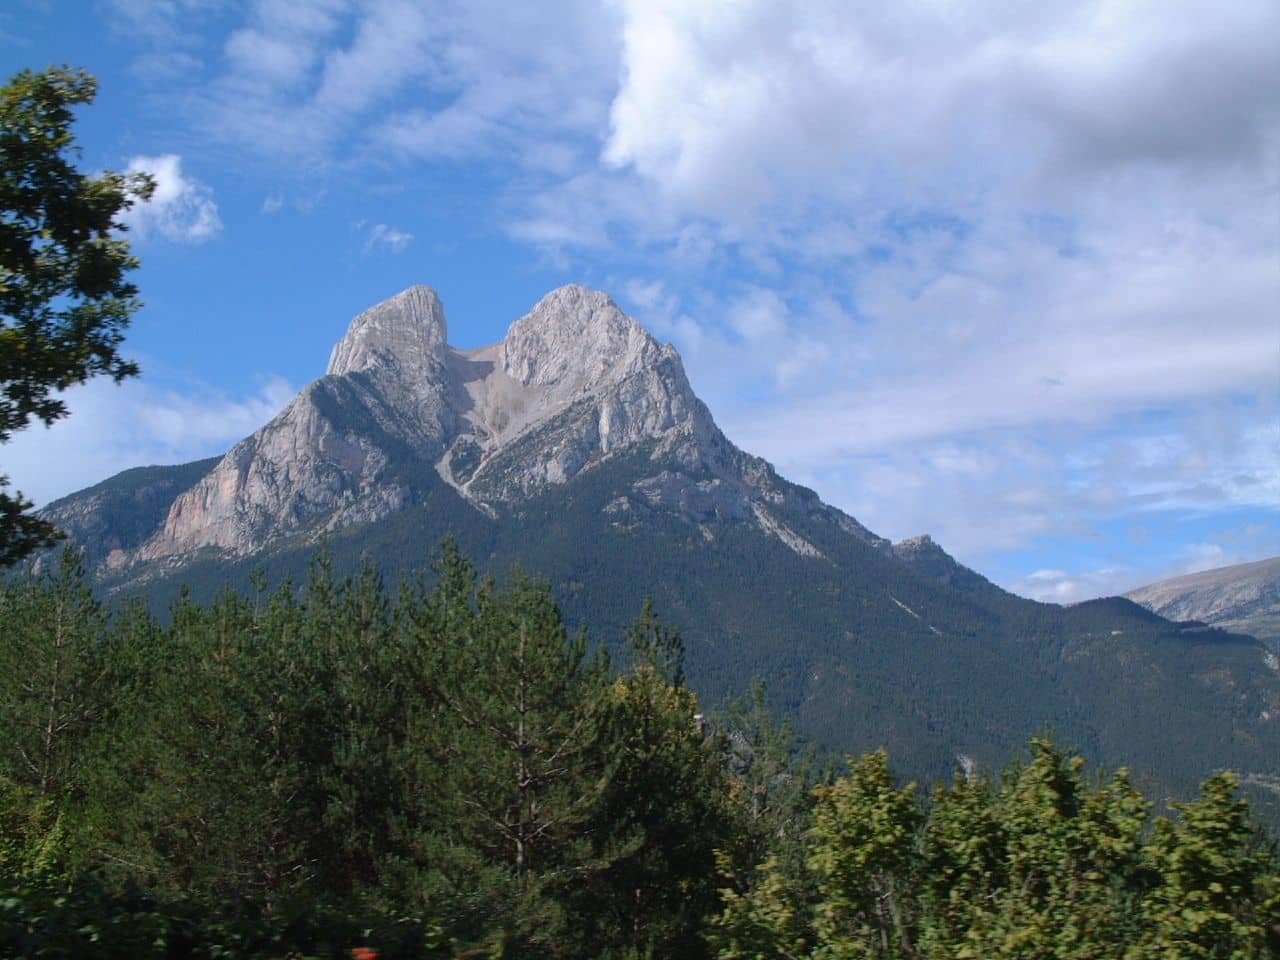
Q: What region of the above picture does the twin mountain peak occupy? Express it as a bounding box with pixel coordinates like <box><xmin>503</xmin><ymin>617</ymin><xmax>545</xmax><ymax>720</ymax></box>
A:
<box><xmin>40</xmin><ymin>284</ymin><xmax>1280</xmax><ymax>802</ymax></box>
<box><xmin>77</xmin><ymin>283</ymin><xmax>945</xmax><ymax>579</ymax></box>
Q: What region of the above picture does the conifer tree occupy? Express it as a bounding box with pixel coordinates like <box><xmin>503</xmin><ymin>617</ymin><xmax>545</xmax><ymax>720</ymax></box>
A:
<box><xmin>401</xmin><ymin>562</ymin><xmax>618</xmax><ymax>955</ymax></box>
<box><xmin>1133</xmin><ymin>771</ymin><xmax>1280</xmax><ymax>959</ymax></box>
<box><xmin>0</xmin><ymin>548</ymin><xmax>110</xmax><ymax>802</ymax></box>
<box><xmin>575</xmin><ymin>602</ymin><xmax>731</xmax><ymax>958</ymax></box>
<box><xmin>808</xmin><ymin>750</ymin><xmax>921</xmax><ymax>958</ymax></box>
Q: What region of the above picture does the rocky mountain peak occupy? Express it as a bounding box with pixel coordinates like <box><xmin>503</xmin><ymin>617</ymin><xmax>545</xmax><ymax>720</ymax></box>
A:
<box><xmin>90</xmin><ymin>282</ymin><xmax>876</xmax><ymax>565</ymax></box>
<box><xmin>502</xmin><ymin>284</ymin><xmax>665</xmax><ymax>397</ymax></box>
<box><xmin>327</xmin><ymin>284</ymin><xmax>447</xmax><ymax>378</ymax></box>
<box><xmin>895</xmin><ymin>534</ymin><xmax>936</xmax><ymax>551</ymax></box>
<box><xmin>890</xmin><ymin>533</ymin><xmax>1004</xmax><ymax>598</ymax></box>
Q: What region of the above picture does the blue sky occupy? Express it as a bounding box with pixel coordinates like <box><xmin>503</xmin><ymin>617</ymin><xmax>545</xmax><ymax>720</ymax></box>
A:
<box><xmin>3</xmin><ymin>0</ymin><xmax>1277</xmax><ymax>601</ymax></box>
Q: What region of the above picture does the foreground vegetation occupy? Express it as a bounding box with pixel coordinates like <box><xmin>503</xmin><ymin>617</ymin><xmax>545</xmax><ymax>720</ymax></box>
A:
<box><xmin>1</xmin><ymin>545</ymin><xmax>1277</xmax><ymax>958</ymax></box>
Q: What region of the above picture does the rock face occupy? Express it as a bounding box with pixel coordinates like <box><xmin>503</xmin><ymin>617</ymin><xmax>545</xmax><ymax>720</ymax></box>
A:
<box><xmin>38</xmin><ymin>284</ymin><xmax>1280</xmax><ymax>809</ymax></box>
<box><xmin>889</xmin><ymin>534</ymin><xmax>1003</xmax><ymax>599</ymax></box>
<box><xmin>1126</xmin><ymin>557</ymin><xmax>1280</xmax><ymax>650</ymax></box>
<box><xmin>111</xmin><ymin>284</ymin><xmax>883</xmax><ymax>566</ymax></box>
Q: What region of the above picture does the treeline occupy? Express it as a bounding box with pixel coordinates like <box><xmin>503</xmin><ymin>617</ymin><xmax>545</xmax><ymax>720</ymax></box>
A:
<box><xmin>1</xmin><ymin>546</ymin><xmax>1277</xmax><ymax>958</ymax></box>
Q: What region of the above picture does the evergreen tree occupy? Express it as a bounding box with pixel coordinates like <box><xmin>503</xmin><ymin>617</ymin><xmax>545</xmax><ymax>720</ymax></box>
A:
<box><xmin>920</xmin><ymin>740</ymin><xmax>1151</xmax><ymax>959</ymax></box>
<box><xmin>0</xmin><ymin>548</ymin><xmax>114</xmax><ymax>880</ymax></box>
<box><xmin>575</xmin><ymin>602</ymin><xmax>731</xmax><ymax>958</ymax></box>
<box><xmin>808</xmin><ymin>750</ymin><xmax>921</xmax><ymax>959</ymax></box>
<box><xmin>400</xmin><ymin>561</ymin><xmax>617</xmax><ymax>955</ymax></box>
<box><xmin>707</xmin><ymin>853</ymin><xmax>809</xmax><ymax>960</ymax></box>
<box><xmin>1133</xmin><ymin>771</ymin><xmax>1280</xmax><ymax>959</ymax></box>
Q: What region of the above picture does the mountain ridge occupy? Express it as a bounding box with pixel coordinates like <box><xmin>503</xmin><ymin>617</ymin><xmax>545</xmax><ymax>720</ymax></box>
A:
<box><xmin>1126</xmin><ymin>556</ymin><xmax>1280</xmax><ymax>651</ymax></box>
<box><xmin>54</xmin><ymin>283</ymin><xmax>888</xmax><ymax>576</ymax></box>
<box><xmin>35</xmin><ymin>284</ymin><xmax>1280</xmax><ymax>815</ymax></box>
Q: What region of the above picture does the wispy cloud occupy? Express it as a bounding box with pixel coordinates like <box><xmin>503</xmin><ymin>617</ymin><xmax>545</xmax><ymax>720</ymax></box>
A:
<box><xmin>2</xmin><ymin>376</ymin><xmax>295</xmax><ymax>508</ymax></box>
<box><xmin>104</xmin><ymin>0</ymin><xmax>219</xmax><ymax>46</ymax></box>
<box><xmin>361</xmin><ymin>221</ymin><xmax>414</xmax><ymax>254</ymax></box>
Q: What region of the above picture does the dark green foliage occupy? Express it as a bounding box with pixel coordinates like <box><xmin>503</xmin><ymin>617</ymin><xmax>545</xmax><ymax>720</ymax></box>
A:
<box><xmin>67</xmin><ymin>444</ymin><xmax>1280</xmax><ymax>826</ymax></box>
<box><xmin>0</xmin><ymin>542</ymin><xmax>743</xmax><ymax>957</ymax></box>
<box><xmin>2</xmin><ymin>541</ymin><xmax>1278</xmax><ymax>956</ymax></box>
<box><xmin>0</xmin><ymin>871</ymin><xmax>448</xmax><ymax>959</ymax></box>
<box><xmin>1136</xmin><ymin>771</ymin><xmax>1280</xmax><ymax>958</ymax></box>
<box><xmin>573</xmin><ymin>604</ymin><xmax>731</xmax><ymax>957</ymax></box>
<box><xmin>0</xmin><ymin>66</ymin><xmax>154</xmax><ymax>562</ymax></box>
<box><xmin>0</xmin><ymin>549</ymin><xmax>110</xmax><ymax>808</ymax></box>
<box><xmin>807</xmin><ymin>751</ymin><xmax>921</xmax><ymax>957</ymax></box>
<box><xmin>711</xmin><ymin>741</ymin><xmax>1280</xmax><ymax>960</ymax></box>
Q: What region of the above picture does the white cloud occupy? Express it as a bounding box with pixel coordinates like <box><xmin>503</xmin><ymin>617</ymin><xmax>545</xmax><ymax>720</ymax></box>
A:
<box><xmin>593</xmin><ymin>3</ymin><xmax>1279</xmax><ymax>590</ymax></box>
<box><xmin>182</xmin><ymin>0</ymin><xmax>620</xmax><ymax>173</ymax></box>
<box><xmin>261</xmin><ymin>193</ymin><xmax>284</xmax><ymax>214</ymax></box>
<box><xmin>1014</xmin><ymin>568</ymin><xmax>1128</xmax><ymax>605</ymax></box>
<box><xmin>360</xmin><ymin>222</ymin><xmax>414</xmax><ymax>254</ymax></box>
<box><xmin>121</xmin><ymin>154</ymin><xmax>223</xmax><ymax>243</ymax></box>
<box><xmin>2</xmin><ymin>376</ymin><xmax>294</xmax><ymax>508</ymax></box>
<box><xmin>104</xmin><ymin>0</ymin><xmax>219</xmax><ymax>45</ymax></box>
<box><xmin>368</xmin><ymin>0</ymin><xmax>619</xmax><ymax>163</ymax></box>
<box><xmin>95</xmin><ymin>0</ymin><xmax>1279</xmax><ymax>600</ymax></box>
<box><xmin>604</xmin><ymin>1</ymin><xmax>1280</xmax><ymax>220</ymax></box>
<box><xmin>728</xmin><ymin>288</ymin><xmax>789</xmax><ymax>343</ymax></box>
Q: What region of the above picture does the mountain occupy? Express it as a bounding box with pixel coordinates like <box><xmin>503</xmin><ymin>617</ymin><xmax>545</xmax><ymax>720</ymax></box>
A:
<box><xmin>38</xmin><ymin>285</ymin><xmax>1280</xmax><ymax>811</ymax></box>
<box><xmin>1126</xmin><ymin>557</ymin><xmax>1280</xmax><ymax>652</ymax></box>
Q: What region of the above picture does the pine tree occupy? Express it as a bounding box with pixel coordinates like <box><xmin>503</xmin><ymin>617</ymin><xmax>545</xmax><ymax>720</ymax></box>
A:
<box><xmin>0</xmin><ymin>548</ymin><xmax>109</xmax><ymax>801</ymax></box>
<box><xmin>574</xmin><ymin>602</ymin><xmax>731</xmax><ymax>958</ymax></box>
<box><xmin>808</xmin><ymin>750</ymin><xmax>921</xmax><ymax>959</ymax></box>
<box><xmin>399</xmin><ymin>563</ymin><xmax>617</xmax><ymax>955</ymax></box>
<box><xmin>1132</xmin><ymin>771</ymin><xmax>1280</xmax><ymax>959</ymax></box>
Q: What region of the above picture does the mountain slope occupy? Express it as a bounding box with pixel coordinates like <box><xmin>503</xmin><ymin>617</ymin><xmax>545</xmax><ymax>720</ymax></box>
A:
<box><xmin>39</xmin><ymin>284</ymin><xmax>1280</xmax><ymax>813</ymax></box>
<box><xmin>1126</xmin><ymin>557</ymin><xmax>1280</xmax><ymax>651</ymax></box>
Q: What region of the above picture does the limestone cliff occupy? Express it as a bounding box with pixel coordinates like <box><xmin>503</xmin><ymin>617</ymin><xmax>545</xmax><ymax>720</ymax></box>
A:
<box><xmin>114</xmin><ymin>283</ymin><xmax>886</xmax><ymax>568</ymax></box>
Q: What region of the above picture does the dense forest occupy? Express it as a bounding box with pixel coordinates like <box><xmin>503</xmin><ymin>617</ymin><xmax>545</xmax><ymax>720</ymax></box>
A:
<box><xmin>1</xmin><ymin>543</ymin><xmax>1278</xmax><ymax>958</ymax></box>
<box><xmin>61</xmin><ymin>443</ymin><xmax>1280</xmax><ymax>823</ymax></box>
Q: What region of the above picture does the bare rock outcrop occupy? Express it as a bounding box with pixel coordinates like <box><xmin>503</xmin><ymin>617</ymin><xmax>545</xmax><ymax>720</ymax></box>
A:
<box><xmin>117</xmin><ymin>282</ymin><xmax>901</xmax><ymax>566</ymax></box>
<box><xmin>1126</xmin><ymin>557</ymin><xmax>1280</xmax><ymax>648</ymax></box>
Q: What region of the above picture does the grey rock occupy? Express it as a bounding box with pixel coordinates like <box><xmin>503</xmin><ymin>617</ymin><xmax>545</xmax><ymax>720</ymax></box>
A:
<box><xmin>1126</xmin><ymin>557</ymin><xmax>1280</xmax><ymax>650</ymax></box>
<box><xmin>889</xmin><ymin>534</ymin><xmax>1006</xmax><ymax>599</ymax></box>
<box><xmin>71</xmin><ymin>282</ymin><xmax>936</xmax><ymax>574</ymax></box>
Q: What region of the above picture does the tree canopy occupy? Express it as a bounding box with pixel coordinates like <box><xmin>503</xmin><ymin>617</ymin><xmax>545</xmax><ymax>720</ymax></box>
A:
<box><xmin>0</xmin><ymin>65</ymin><xmax>153</xmax><ymax>564</ymax></box>
<box><xmin>1</xmin><ymin>542</ymin><xmax>1277</xmax><ymax>958</ymax></box>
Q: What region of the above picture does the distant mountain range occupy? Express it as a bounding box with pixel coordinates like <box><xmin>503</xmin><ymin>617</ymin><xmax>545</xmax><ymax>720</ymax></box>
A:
<box><xmin>39</xmin><ymin>285</ymin><xmax>1280</xmax><ymax>811</ymax></box>
<box><xmin>1127</xmin><ymin>557</ymin><xmax>1280</xmax><ymax>652</ymax></box>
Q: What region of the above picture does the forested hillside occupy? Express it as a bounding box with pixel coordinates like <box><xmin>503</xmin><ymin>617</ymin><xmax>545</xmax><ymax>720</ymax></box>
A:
<box><xmin>2</xmin><ymin>546</ymin><xmax>1277</xmax><ymax>958</ymax></box>
<box><xmin>62</xmin><ymin>444</ymin><xmax>1280</xmax><ymax>821</ymax></box>
<box><xmin>35</xmin><ymin>283</ymin><xmax>1280</xmax><ymax>826</ymax></box>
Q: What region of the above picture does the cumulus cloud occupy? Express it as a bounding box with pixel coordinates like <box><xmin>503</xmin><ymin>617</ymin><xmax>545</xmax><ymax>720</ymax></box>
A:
<box><xmin>121</xmin><ymin>154</ymin><xmax>222</xmax><ymax>243</ymax></box>
<box><xmin>593</xmin><ymin>0</ymin><xmax>1280</xmax><ymax>602</ymax></box>
<box><xmin>604</xmin><ymin>0</ymin><xmax>1280</xmax><ymax>219</ymax></box>
<box><xmin>100</xmin><ymin>0</ymin><xmax>1279</xmax><ymax>600</ymax></box>
<box><xmin>1</xmin><ymin>376</ymin><xmax>294</xmax><ymax>508</ymax></box>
